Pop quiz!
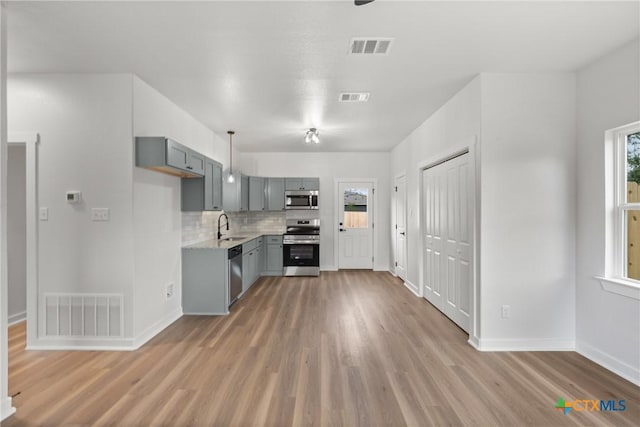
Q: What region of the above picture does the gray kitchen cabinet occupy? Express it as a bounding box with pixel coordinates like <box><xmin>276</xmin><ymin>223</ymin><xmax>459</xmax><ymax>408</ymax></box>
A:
<box><xmin>182</xmin><ymin>248</ymin><xmax>229</xmax><ymax>315</ymax></box>
<box><xmin>285</xmin><ymin>178</ymin><xmax>303</xmax><ymax>190</ymax></box>
<box><xmin>223</xmin><ymin>173</ymin><xmax>249</xmax><ymax>212</ymax></box>
<box><xmin>266</xmin><ymin>178</ymin><xmax>285</xmax><ymax>211</ymax></box>
<box><xmin>242</xmin><ymin>236</ymin><xmax>265</xmax><ymax>292</ymax></box>
<box><xmin>302</xmin><ymin>177</ymin><xmax>320</xmax><ymax>190</ymax></box>
<box><xmin>265</xmin><ymin>235</ymin><xmax>283</xmax><ymax>276</ymax></box>
<box><xmin>249</xmin><ymin>176</ymin><xmax>266</xmax><ymax>211</ymax></box>
<box><xmin>285</xmin><ymin>177</ymin><xmax>319</xmax><ymax>191</ymax></box>
<box><xmin>136</xmin><ymin>136</ymin><xmax>205</xmax><ymax>178</ymax></box>
<box><xmin>181</xmin><ymin>157</ymin><xmax>223</xmax><ymax>211</ymax></box>
<box><xmin>241</xmin><ymin>175</ymin><xmax>250</xmax><ymax>211</ymax></box>
<box><xmin>242</xmin><ymin>250</ymin><xmax>255</xmax><ymax>293</ymax></box>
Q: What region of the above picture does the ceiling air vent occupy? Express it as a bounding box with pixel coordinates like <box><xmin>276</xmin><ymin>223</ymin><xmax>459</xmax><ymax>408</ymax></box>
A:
<box><xmin>339</xmin><ymin>92</ymin><xmax>371</xmax><ymax>103</ymax></box>
<box><xmin>349</xmin><ymin>38</ymin><xmax>393</xmax><ymax>55</ymax></box>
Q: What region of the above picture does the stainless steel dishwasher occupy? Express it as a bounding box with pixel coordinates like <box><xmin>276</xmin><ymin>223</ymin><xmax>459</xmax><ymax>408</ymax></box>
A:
<box><xmin>228</xmin><ymin>245</ymin><xmax>243</xmax><ymax>306</ymax></box>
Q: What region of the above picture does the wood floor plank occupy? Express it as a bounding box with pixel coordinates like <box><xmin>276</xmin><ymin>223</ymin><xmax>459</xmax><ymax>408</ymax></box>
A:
<box><xmin>3</xmin><ymin>271</ymin><xmax>639</xmax><ymax>426</ymax></box>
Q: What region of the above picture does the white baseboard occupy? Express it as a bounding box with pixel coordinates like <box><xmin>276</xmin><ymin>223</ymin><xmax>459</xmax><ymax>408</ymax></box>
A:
<box><xmin>576</xmin><ymin>341</ymin><xmax>640</xmax><ymax>386</ymax></box>
<box><xmin>476</xmin><ymin>338</ymin><xmax>575</xmax><ymax>352</ymax></box>
<box><xmin>403</xmin><ymin>279</ymin><xmax>421</xmax><ymax>297</ymax></box>
<box><xmin>0</xmin><ymin>397</ymin><xmax>15</xmax><ymax>422</ymax></box>
<box><xmin>133</xmin><ymin>307</ymin><xmax>183</xmax><ymax>349</ymax></box>
<box><xmin>27</xmin><ymin>308</ymin><xmax>183</xmax><ymax>352</ymax></box>
<box><xmin>320</xmin><ymin>265</ymin><xmax>338</xmax><ymax>271</ymax></box>
<box><xmin>8</xmin><ymin>311</ymin><xmax>26</xmax><ymax>326</ymax></box>
<box><xmin>27</xmin><ymin>337</ymin><xmax>137</xmax><ymax>351</ymax></box>
<box><xmin>467</xmin><ymin>335</ymin><xmax>481</xmax><ymax>350</ymax></box>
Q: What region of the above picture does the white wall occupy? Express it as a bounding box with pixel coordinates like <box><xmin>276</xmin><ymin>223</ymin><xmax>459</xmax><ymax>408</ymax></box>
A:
<box><xmin>7</xmin><ymin>145</ymin><xmax>25</xmax><ymax>324</ymax></box>
<box><xmin>390</xmin><ymin>73</ymin><xmax>577</xmax><ymax>350</ymax></box>
<box><xmin>7</xmin><ymin>74</ymin><xmax>228</xmax><ymax>348</ymax></box>
<box><xmin>576</xmin><ymin>39</ymin><xmax>640</xmax><ymax>382</ymax></box>
<box><xmin>480</xmin><ymin>73</ymin><xmax>576</xmax><ymax>349</ymax></box>
<box><xmin>240</xmin><ymin>152</ymin><xmax>390</xmax><ymax>271</ymax></box>
<box><xmin>8</xmin><ymin>74</ymin><xmax>136</xmax><ymax>340</ymax></box>
<box><xmin>132</xmin><ymin>76</ymin><xmax>226</xmax><ymax>339</ymax></box>
<box><xmin>390</xmin><ymin>76</ymin><xmax>482</xmax><ymax>293</ymax></box>
<box><xmin>0</xmin><ymin>3</ymin><xmax>13</xmax><ymax>420</ymax></box>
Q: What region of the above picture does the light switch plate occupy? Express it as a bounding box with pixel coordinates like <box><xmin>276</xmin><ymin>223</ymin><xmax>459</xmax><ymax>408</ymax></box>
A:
<box><xmin>91</xmin><ymin>208</ymin><xmax>110</xmax><ymax>221</ymax></box>
<box><xmin>39</xmin><ymin>207</ymin><xmax>48</xmax><ymax>221</ymax></box>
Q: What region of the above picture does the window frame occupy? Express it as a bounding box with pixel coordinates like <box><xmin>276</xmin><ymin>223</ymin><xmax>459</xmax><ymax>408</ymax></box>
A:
<box><xmin>599</xmin><ymin>121</ymin><xmax>640</xmax><ymax>300</ymax></box>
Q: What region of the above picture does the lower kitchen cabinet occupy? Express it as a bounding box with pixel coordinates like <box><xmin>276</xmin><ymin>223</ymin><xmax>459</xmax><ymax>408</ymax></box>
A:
<box><xmin>265</xmin><ymin>235</ymin><xmax>283</xmax><ymax>276</ymax></box>
<box><xmin>182</xmin><ymin>248</ymin><xmax>229</xmax><ymax>315</ymax></box>
<box><xmin>242</xmin><ymin>236</ymin><xmax>265</xmax><ymax>292</ymax></box>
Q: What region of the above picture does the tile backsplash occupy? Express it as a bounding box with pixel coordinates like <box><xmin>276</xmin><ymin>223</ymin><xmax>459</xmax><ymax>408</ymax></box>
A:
<box><xmin>182</xmin><ymin>211</ymin><xmax>286</xmax><ymax>245</ymax></box>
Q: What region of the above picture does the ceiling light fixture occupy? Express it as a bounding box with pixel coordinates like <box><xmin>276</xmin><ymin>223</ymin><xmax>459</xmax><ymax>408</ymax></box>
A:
<box><xmin>227</xmin><ymin>130</ymin><xmax>235</xmax><ymax>183</ymax></box>
<box><xmin>305</xmin><ymin>128</ymin><xmax>320</xmax><ymax>144</ymax></box>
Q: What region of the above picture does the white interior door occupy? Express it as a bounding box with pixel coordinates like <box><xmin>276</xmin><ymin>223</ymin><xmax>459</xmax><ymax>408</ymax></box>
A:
<box><xmin>394</xmin><ymin>175</ymin><xmax>407</xmax><ymax>280</ymax></box>
<box><xmin>422</xmin><ymin>153</ymin><xmax>472</xmax><ymax>332</ymax></box>
<box><xmin>338</xmin><ymin>182</ymin><xmax>374</xmax><ymax>269</ymax></box>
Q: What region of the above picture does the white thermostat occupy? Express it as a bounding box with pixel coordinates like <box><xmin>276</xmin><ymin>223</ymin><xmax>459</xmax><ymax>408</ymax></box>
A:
<box><xmin>66</xmin><ymin>191</ymin><xmax>82</xmax><ymax>203</ymax></box>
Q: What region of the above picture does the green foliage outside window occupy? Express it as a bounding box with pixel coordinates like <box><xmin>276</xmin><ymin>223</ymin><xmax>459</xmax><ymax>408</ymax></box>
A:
<box><xmin>628</xmin><ymin>132</ymin><xmax>640</xmax><ymax>183</ymax></box>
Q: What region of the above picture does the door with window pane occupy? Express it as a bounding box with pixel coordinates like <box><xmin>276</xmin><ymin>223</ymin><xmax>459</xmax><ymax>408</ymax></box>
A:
<box><xmin>338</xmin><ymin>182</ymin><xmax>374</xmax><ymax>269</ymax></box>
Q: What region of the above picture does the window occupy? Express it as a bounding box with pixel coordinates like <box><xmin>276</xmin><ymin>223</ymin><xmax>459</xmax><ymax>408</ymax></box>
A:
<box><xmin>600</xmin><ymin>121</ymin><xmax>640</xmax><ymax>299</ymax></box>
<box><xmin>623</xmin><ymin>127</ymin><xmax>640</xmax><ymax>280</ymax></box>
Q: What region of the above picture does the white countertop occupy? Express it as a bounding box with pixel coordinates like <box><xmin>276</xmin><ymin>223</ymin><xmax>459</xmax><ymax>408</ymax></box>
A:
<box><xmin>183</xmin><ymin>232</ymin><xmax>281</xmax><ymax>250</ymax></box>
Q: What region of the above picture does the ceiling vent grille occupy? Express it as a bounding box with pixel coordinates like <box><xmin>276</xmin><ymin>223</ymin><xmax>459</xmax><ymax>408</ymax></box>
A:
<box><xmin>339</xmin><ymin>92</ymin><xmax>371</xmax><ymax>103</ymax></box>
<box><xmin>349</xmin><ymin>38</ymin><xmax>393</xmax><ymax>55</ymax></box>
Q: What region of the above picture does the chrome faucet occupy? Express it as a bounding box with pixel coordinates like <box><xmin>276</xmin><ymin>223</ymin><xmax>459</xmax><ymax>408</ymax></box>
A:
<box><xmin>217</xmin><ymin>213</ymin><xmax>229</xmax><ymax>240</ymax></box>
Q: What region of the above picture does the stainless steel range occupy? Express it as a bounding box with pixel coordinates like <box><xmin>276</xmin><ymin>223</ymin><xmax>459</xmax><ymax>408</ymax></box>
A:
<box><xmin>283</xmin><ymin>219</ymin><xmax>320</xmax><ymax>276</ymax></box>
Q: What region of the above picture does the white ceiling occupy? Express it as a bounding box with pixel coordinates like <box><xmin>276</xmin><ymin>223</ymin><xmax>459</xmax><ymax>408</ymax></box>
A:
<box><xmin>6</xmin><ymin>1</ymin><xmax>640</xmax><ymax>152</ymax></box>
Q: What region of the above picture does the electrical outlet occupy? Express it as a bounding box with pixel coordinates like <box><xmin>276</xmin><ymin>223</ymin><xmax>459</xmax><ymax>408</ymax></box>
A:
<box><xmin>91</xmin><ymin>208</ymin><xmax>110</xmax><ymax>221</ymax></box>
<box><xmin>501</xmin><ymin>305</ymin><xmax>511</xmax><ymax>319</ymax></box>
<box><xmin>39</xmin><ymin>207</ymin><xmax>49</xmax><ymax>221</ymax></box>
<box><xmin>166</xmin><ymin>283</ymin><xmax>174</xmax><ymax>299</ymax></box>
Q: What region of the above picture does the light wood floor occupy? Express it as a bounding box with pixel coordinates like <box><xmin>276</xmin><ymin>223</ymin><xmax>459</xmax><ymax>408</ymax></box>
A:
<box><xmin>4</xmin><ymin>271</ymin><xmax>639</xmax><ymax>426</ymax></box>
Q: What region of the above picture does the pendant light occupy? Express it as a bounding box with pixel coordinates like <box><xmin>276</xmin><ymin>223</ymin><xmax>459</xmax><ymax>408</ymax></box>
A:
<box><xmin>227</xmin><ymin>130</ymin><xmax>235</xmax><ymax>183</ymax></box>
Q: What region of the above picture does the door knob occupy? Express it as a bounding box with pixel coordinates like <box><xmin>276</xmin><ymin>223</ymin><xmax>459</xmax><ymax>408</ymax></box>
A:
<box><xmin>339</xmin><ymin>228</ymin><xmax>346</xmax><ymax>232</ymax></box>
<box><xmin>400</xmin><ymin>232</ymin><xmax>405</xmax><ymax>235</ymax></box>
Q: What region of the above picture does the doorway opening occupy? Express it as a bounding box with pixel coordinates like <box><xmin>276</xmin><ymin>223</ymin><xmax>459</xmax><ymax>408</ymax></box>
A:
<box><xmin>7</xmin><ymin>144</ymin><xmax>26</xmax><ymax>326</ymax></box>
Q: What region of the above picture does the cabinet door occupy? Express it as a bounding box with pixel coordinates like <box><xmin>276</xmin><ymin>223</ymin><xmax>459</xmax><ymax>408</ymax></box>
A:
<box><xmin>285</xmin><ymin>178</ymin><xmax>303</xmax><ymax>190</ymax></box>
<box><xmin>209</xmin><ymin>160</ymin><xmax>223</xmax><ymax>210</ymax></box>
<box><xmin>188</xmin><ymin>150</ymin><xmax>205</xmax><ymax>176</ymax></box>
<box><xmin>266</xmin><ymin>178</ymin><xmax>285</xmax><ymax>211</ymax></box>
<box><xmin>166</xmin><ymin>139</ymin><xmax>189</xmax><ymax>170</ymax></box>
<box><xmin>241</xmin><ymin>175</ymin><xmax>250</xmax><ymax>211</ymax></box>
<box><xmin>302</xmin><ymin>177</ymin><xmax>319</xmax><ymax>190</ymax></box>
<box><xmin>255</xmin><ymin>246</ymin><xmax>264</xmax><ymax>280</ymax></box>
<box><xmin>267</xmin><ymin>244</ymin><xmax>283</xmax><ymax>272</ymax></box>
<box><xmin>249</xmin><ymin>177</ymin><xmax>265</xmax><ymax>211</ymax></box>
<box><xmin>242</xmin><ymin>252</ymin><xmax>253</xmax><ymax>292</ymax></box>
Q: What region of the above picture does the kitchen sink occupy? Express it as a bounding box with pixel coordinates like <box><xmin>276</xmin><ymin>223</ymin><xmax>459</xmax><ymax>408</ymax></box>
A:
<box><xmin>222</xmin><ymin>236</ymin><xmax>247</xmax><ymax>241</ymax></box>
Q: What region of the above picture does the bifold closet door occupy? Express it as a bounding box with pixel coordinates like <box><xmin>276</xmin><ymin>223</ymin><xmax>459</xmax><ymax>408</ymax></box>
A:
<box><xmin>422</xmin><ymin>153</ymin><xmax>471</xmax><ymax>332</ymax></box>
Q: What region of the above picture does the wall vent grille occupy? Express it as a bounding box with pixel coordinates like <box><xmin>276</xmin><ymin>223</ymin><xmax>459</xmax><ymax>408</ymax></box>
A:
<box><xmin>349</xmin><ymin>38</ymin><xmax>393</xmax><ymax>55</ymax></box>
<box><xmin>44</xmin><ymin>293</ymin><xmax>124</xmax><ymax>338</ymax></box>
<box><xmin>339</xmin><ymin>92</ymin><xmax>371</xmax><ymax>103</ymax></box>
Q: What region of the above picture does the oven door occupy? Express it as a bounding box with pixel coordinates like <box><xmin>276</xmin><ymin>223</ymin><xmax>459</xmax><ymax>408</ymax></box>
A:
<box><xmin>283</xmin><ymin>242</ymin><xmax>319</xmax><ymax>267</ymax></box>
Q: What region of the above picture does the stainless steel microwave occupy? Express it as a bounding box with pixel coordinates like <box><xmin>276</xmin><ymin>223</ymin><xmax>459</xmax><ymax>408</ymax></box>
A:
<box><xmin>285</xmin><ymin>190</ymin><xmax>319</xmax><ymax>210</ymax></box>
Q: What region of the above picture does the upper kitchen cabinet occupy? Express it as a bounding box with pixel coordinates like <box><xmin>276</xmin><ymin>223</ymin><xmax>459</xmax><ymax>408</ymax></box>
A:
<box><xmin>285</xmin><ymin>177</ymin><xmax>320</xmax><ymax>191</ymax></box>
<box><xmin>249</xmin><ymin>176</ymin><xmax>266</xmax><ymax>211</ymax></box>
<box><xmin>223</xmin><ymin>174</ymin><xmax>249</xmax><ymax>212</ymax></box>
<box><xmin>181</xmin><ymin>157</ymin><xmax>223</xmax><ymax>211</ymax></box>
<box><xmin>136</xmin><ymin>136</ymin><xmax>205</xmax><ymax>178</ymax></box>
<box><xmin>266</xmin><ymin>178</ymin><xmax>285</xmax><ymax>211</ymax></box>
